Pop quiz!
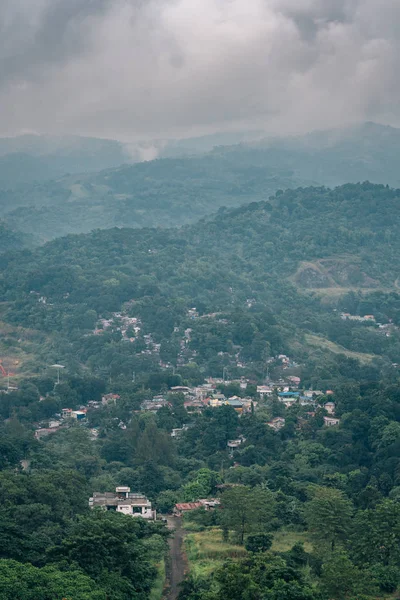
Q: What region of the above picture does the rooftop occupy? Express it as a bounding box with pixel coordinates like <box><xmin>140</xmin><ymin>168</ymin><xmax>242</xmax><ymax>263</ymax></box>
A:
<box><xmin>91</xmin><ymin>491</ymin><xmax>151</xmax><ymax>508</ymax></box>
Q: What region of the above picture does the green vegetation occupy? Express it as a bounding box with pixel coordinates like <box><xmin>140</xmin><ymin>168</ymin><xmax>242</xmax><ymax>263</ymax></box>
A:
<box><xmin>3</xmin><ymin>121</ymin><xmax>400</xmax><ymax>242</ymax></box>
<box><xmin>0</xmin><ymin>181</ymin><xmax>399</xmax><ymax>598</ymax></box>
<box><xmin>271</xmin><ymin>530</ymin><xmax>312</xmax><ymax>553</ymax></box>
<box><xmin>305</xmin><ymin>334</ymin><xmax>375</xmax><ymax>364</ymax></box>
<box><xmin>0</xmin><ymin>221</ymin><xmax>32</xmax><ymax>253</ymax></box>
<box><xmin>0</xmin><ymin>426</ymin><xmax>169</xmax><ymax>600</ymax></box>
<box><xmin>0</xmin><ymin>134</ymin><xmax>131</xmax><ymax>187</ymax></box>
<box><xmin>1</xmin><ymin>148</ymin><xmax>310</xmax><ymax>241</ymax></box>
<box><xmin>149</xmin><ymin>559</ymin><xmax>166</xmax><ymax>600</ymax></box>
<box><xmin>185</xmin><ymin>528</ymin><xmax>247</xmax><ymax>577</ymax></box>
<box><xmin>2</xmin><ymin>182</ymin><xmax>400</xmax><ymax>387</ymax></box>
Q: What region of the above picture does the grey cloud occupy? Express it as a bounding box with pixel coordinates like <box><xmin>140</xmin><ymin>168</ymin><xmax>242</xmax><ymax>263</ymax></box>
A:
<box><xmin>0</xmin><ymin>0</ymin><xmax>111</xmax><ymax>84</ymax></box>
<box><xmin>0</xmin><ymin>0</ymin><xmax>399</xmax><ymax>140</ymax></box>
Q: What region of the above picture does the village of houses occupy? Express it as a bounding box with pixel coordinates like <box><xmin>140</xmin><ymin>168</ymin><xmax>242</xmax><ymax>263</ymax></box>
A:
<box><xmin>23</xmin><ymin>302</ymin><xmax>343</xmax><ymax>521</ymax></box>
<box><xmin>83</xmin><ymin>380</ymin><xmax>339</xmax><ymax>522</ymax></box>
<box><xmin>34</xmin><ymin>375</ymin><xmax>340</xmax><ymax>442</ymax></box>
<box><xmin>30</xmin><ymin>305</ymin><xmax>342</xmax><ymax>439</ymax></box>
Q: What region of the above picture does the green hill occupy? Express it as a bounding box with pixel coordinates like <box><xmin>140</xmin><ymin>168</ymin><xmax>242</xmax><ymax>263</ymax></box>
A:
<box><xmin>0</xmin><ymin>221</ymin><xmax>32</xmax><ymax>253</ymax></box>
<box><xmin>1</xmin><ymin>151</ymin><xmax>311</xmax><ymax>242</ymax></box>
<box><xmin>0</xmin><ymin>134</ymin><xmax>131</xmax><ymax>187</ymax></box>
<box><xmin>3</xmin><ymin>122</ymin><xmax>400</xmax><ymax>243</ymax></box>
<box><xmin>247</xmin><ymin>122</ymin><xmax>400</xmax><ymax>188</ymax></box>
<box><xmin>1</xmin><ymin>182</ymin><xmax>400</xmax><ymax>383</ymax></box>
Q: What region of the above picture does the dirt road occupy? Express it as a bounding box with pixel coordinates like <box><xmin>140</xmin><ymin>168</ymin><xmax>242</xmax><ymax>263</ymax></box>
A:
<box><xmin>164</xmin><ymin>517</ymin><xmax>186</xmax><ymax>600</ymax></box>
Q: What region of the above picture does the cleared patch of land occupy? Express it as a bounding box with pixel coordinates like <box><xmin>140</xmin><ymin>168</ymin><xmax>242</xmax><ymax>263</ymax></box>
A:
<box><xmin>184</xmin><ymin>527</ymin><xmax>312</xmax><ymax>578</ymax></box>
<box><xmin>0</xmin><ymin>315</ymin><xmax>52</xmax><ymax>382</ymax></box>
<box><xmin>290</xmin><ymin>257</ymin><xmax>395</xmax><ymax>302</ymax></box>
<box><xmin>305</xmin><ymin>334</ymin><xmax>375</xmax><ymax>364</ymax></box>
<box><xmin>271</xmin><ymin>530</ymin><xmax>312</xmax><ymax>553</ymax></box>
<box><xmin>185</xmin><ymin>527</ymin><xmax>247</xmax><ymax>577</ymax></box>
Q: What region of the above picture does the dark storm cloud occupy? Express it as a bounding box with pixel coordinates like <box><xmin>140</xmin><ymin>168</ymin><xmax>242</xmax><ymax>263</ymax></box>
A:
<box><xmin>0</xmin><ymin>0</ymin><xmax>399</xmax><ymax>139</ymax></box>
<box><xmin>0</xmin><ymin>0</ymin><xmax>111</xmax><ymax>84</ymax></box>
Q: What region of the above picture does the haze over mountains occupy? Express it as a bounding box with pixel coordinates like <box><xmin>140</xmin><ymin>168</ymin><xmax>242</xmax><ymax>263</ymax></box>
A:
<box><xmin>0</xmin><ymin>135</ymin><xmax>131</xmax><ymax>188</ymax></box>
<box><xmin>1</xmin><ymin>122</ymin><xmax>400</xmax><ymax>244</ymax></box>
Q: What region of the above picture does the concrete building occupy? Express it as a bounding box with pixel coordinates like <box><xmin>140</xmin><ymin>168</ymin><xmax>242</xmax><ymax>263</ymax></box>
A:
<box><xmin>89</xmin><ymin>487</ymin><xmax>156</xmax><ymax>520</ymax></box>
<box><xmin>226</xmin><ymin>398</ymin><xmax>244</xmax><ymax>413</ymax></box>
<box><xmin>227</xmin><ymin>436</ymin><xmax>246</xmax><ymax>449</ymax></box>
<box><xmin>266</xmin><ymin>417</ymin><xmax>286</xmax><ymax>431</ymax></box>
<box><xmin>324</xmin><ymin>416</ymin><xmax>340</xmax><ymax>427</ymax></box>
<box><xmin>72</xmin><ymin>410</ymin><xmax>86</xmax><ymax>421</ymax></box>
<box><xmin>34</xmin><ymin>427</ymin><xmax>59</xmax><ymax>440</ymax></box>
<box><xmin>324</xmin><ymin>402</ymin><xmax>336</xmax><ymax>415</ymax></box>
<box><xmin>171</xmin><ymin>426</ymin><xmax>189</xmax><ymax>438</ymax></box>
<box><xmin>257</xmin><ymin>385</ymin><xmax>274</xmax><ymax>397</ymax></box>
<box><xmin>102</xmin><ymin>393</ymin><xmax>120</xmax><ymax>406</ymax></box>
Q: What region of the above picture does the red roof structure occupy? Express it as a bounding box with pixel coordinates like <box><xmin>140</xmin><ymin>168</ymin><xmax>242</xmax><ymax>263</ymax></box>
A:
<box><xmin>175</xmin><ymin>502</ymin><xmax>203</xmax><ymax>511</ymax></box>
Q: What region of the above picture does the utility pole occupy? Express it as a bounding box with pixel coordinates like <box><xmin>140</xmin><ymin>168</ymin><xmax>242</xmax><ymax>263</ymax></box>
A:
<box><xmin>51</xmin><ymin>364</ymin><xmax>65</xmax><ymax>386</ymax></box>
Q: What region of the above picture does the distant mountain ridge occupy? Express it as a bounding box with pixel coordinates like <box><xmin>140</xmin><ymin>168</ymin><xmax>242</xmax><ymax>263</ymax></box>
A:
<box><xmin>0</xmin><ymin>134</ymin><xmax>132</xmax><ymax>187</ymax></box>
<box><xmin>0</xmin><ymin>151</ymin><xmax>313</xmax><ymax>242</ymax></box>
<box><xmin>2</xmin><ymin>122</ymin><xmax>400</xmax><ymax>243</ymax></box>
<box><xmin>248</xmin><ymin>121</ymin><xmax>400</xmax><ymax>188</ymax></box>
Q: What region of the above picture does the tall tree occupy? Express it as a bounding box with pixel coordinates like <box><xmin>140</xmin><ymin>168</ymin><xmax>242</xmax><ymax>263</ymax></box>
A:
<box><xmin>220</xmin><ymin>486</ymin><xmax>276</xmax><ymax>545</ymax></box>
<box><xmin>305</xmin><ymin>487</ymin><xmax>353</xmax><ymax>552</ymax></box>
<box><xmin>351</xmin><ymin>500</ymin><xmax>400</xmax><ymax>566</ymax></box>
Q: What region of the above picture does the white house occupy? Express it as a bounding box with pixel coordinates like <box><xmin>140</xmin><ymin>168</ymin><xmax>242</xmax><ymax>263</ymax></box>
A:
<box><xmin>324</xmin><ymin>402</ymin><xmax>336</xmax><ymax>415</ymax></box>
<box><xmin>266</xmin><ymin>417</ymin><xmax>286</xmax><ymax>431</ymax></box>
<box><xmin>257</xmin><ymin>385</ymin><xmax>273</xmax><ymax>397</ymax></box>
<box><xmin>324</xmin><ymin>416</ymin><xmax>340</xmax><ymax>427</ymax></box>
<box><xmin>89</xmin><ymin>487</ymin><xmax>156</xmax><ymax>520</ymax></box>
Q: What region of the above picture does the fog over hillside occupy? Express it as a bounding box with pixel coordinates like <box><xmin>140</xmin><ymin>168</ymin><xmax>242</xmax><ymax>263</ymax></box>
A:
<box><xmin>2</xmin><ymin>121</ymin><xmax>400</xmax><ymax>242</ymax></box>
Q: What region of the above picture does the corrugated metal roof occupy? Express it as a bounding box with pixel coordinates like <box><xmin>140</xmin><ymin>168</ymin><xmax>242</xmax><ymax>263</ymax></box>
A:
<box><xmin>175</xmin><ymin>502</ymin><xmax>203</xmax><ymax>511</ymax></box>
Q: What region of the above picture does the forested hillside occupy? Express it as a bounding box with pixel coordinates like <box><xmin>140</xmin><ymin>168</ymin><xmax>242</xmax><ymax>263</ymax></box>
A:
<box><xmin>249</xmin><ymin>122</ymin><xmax>400</xmax><ymax>188</ymax></box>
<box><xmin>2</xmin><ymin>123</ymin><xmax>400</xmax><ymax>242</ymax></box>
<box><xmin>1</xmin><ymin>182</ymin><xmax>400</xmax><ymax>382</ymax></box>
<box><xmin>1</xmin><ymin>151</ymin><xmax>311</xmax><ymax>242</ymax></box>
<box><xmin>0</xmin><ymin>221</ymin><xmax>32</xmax><ymax>253</ymax></box>
<box><xmin>0</xmin><ymin>134</ymin><xmax>131</xmax><ymax>187</ymax></box>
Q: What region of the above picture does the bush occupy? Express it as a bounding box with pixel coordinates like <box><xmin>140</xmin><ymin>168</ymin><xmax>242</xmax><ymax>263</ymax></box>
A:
<box><xmin>185</xmin><ymin>508</ymin><xmax>219</xmax><ymax>528</ymax></box>
<box><xmin>245</xmin><ymin>533</ymin><xmax>273</xmax><ymax>553</ymax></box>
<box><xmin>371</xmin><ymin>565</ymin><xmax>400</xmax><ymax>593</ymax></box>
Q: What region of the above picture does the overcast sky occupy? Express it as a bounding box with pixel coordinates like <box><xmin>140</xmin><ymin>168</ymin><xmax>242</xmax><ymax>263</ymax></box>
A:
<box><xmin>1</xmin><ymin>0</ymin><xmax>400</xmax><ymax>140</ymax></box>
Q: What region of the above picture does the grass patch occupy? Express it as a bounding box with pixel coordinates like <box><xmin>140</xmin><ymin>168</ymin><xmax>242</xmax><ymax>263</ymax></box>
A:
<box><xmin>305</xmin><ymin>333</ymin><xmax>375</xmax><ymax>364</ymax></box>
<box><xmin>184</xmin><ymin>528</ymin><xmax>313</xmax><ymax>579</ymax></box>
<box><xmin>185</xmin><ymin>528</ymin><xmax>247</xmax><ymax>577</ymax></box>
<box><xmin>149</xmin><ymin>559</ymin><xmax>166</xmax><ymax>600</ymax></box>
<box><xmin>271</xmin><ymin>530</ymin><xmax>312</xmax><ymax>553</ymax></box>
<box><xmin>183</xmin><ymin>522</ymin><xmax>205</xmax><ymax>532</ymax></box>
